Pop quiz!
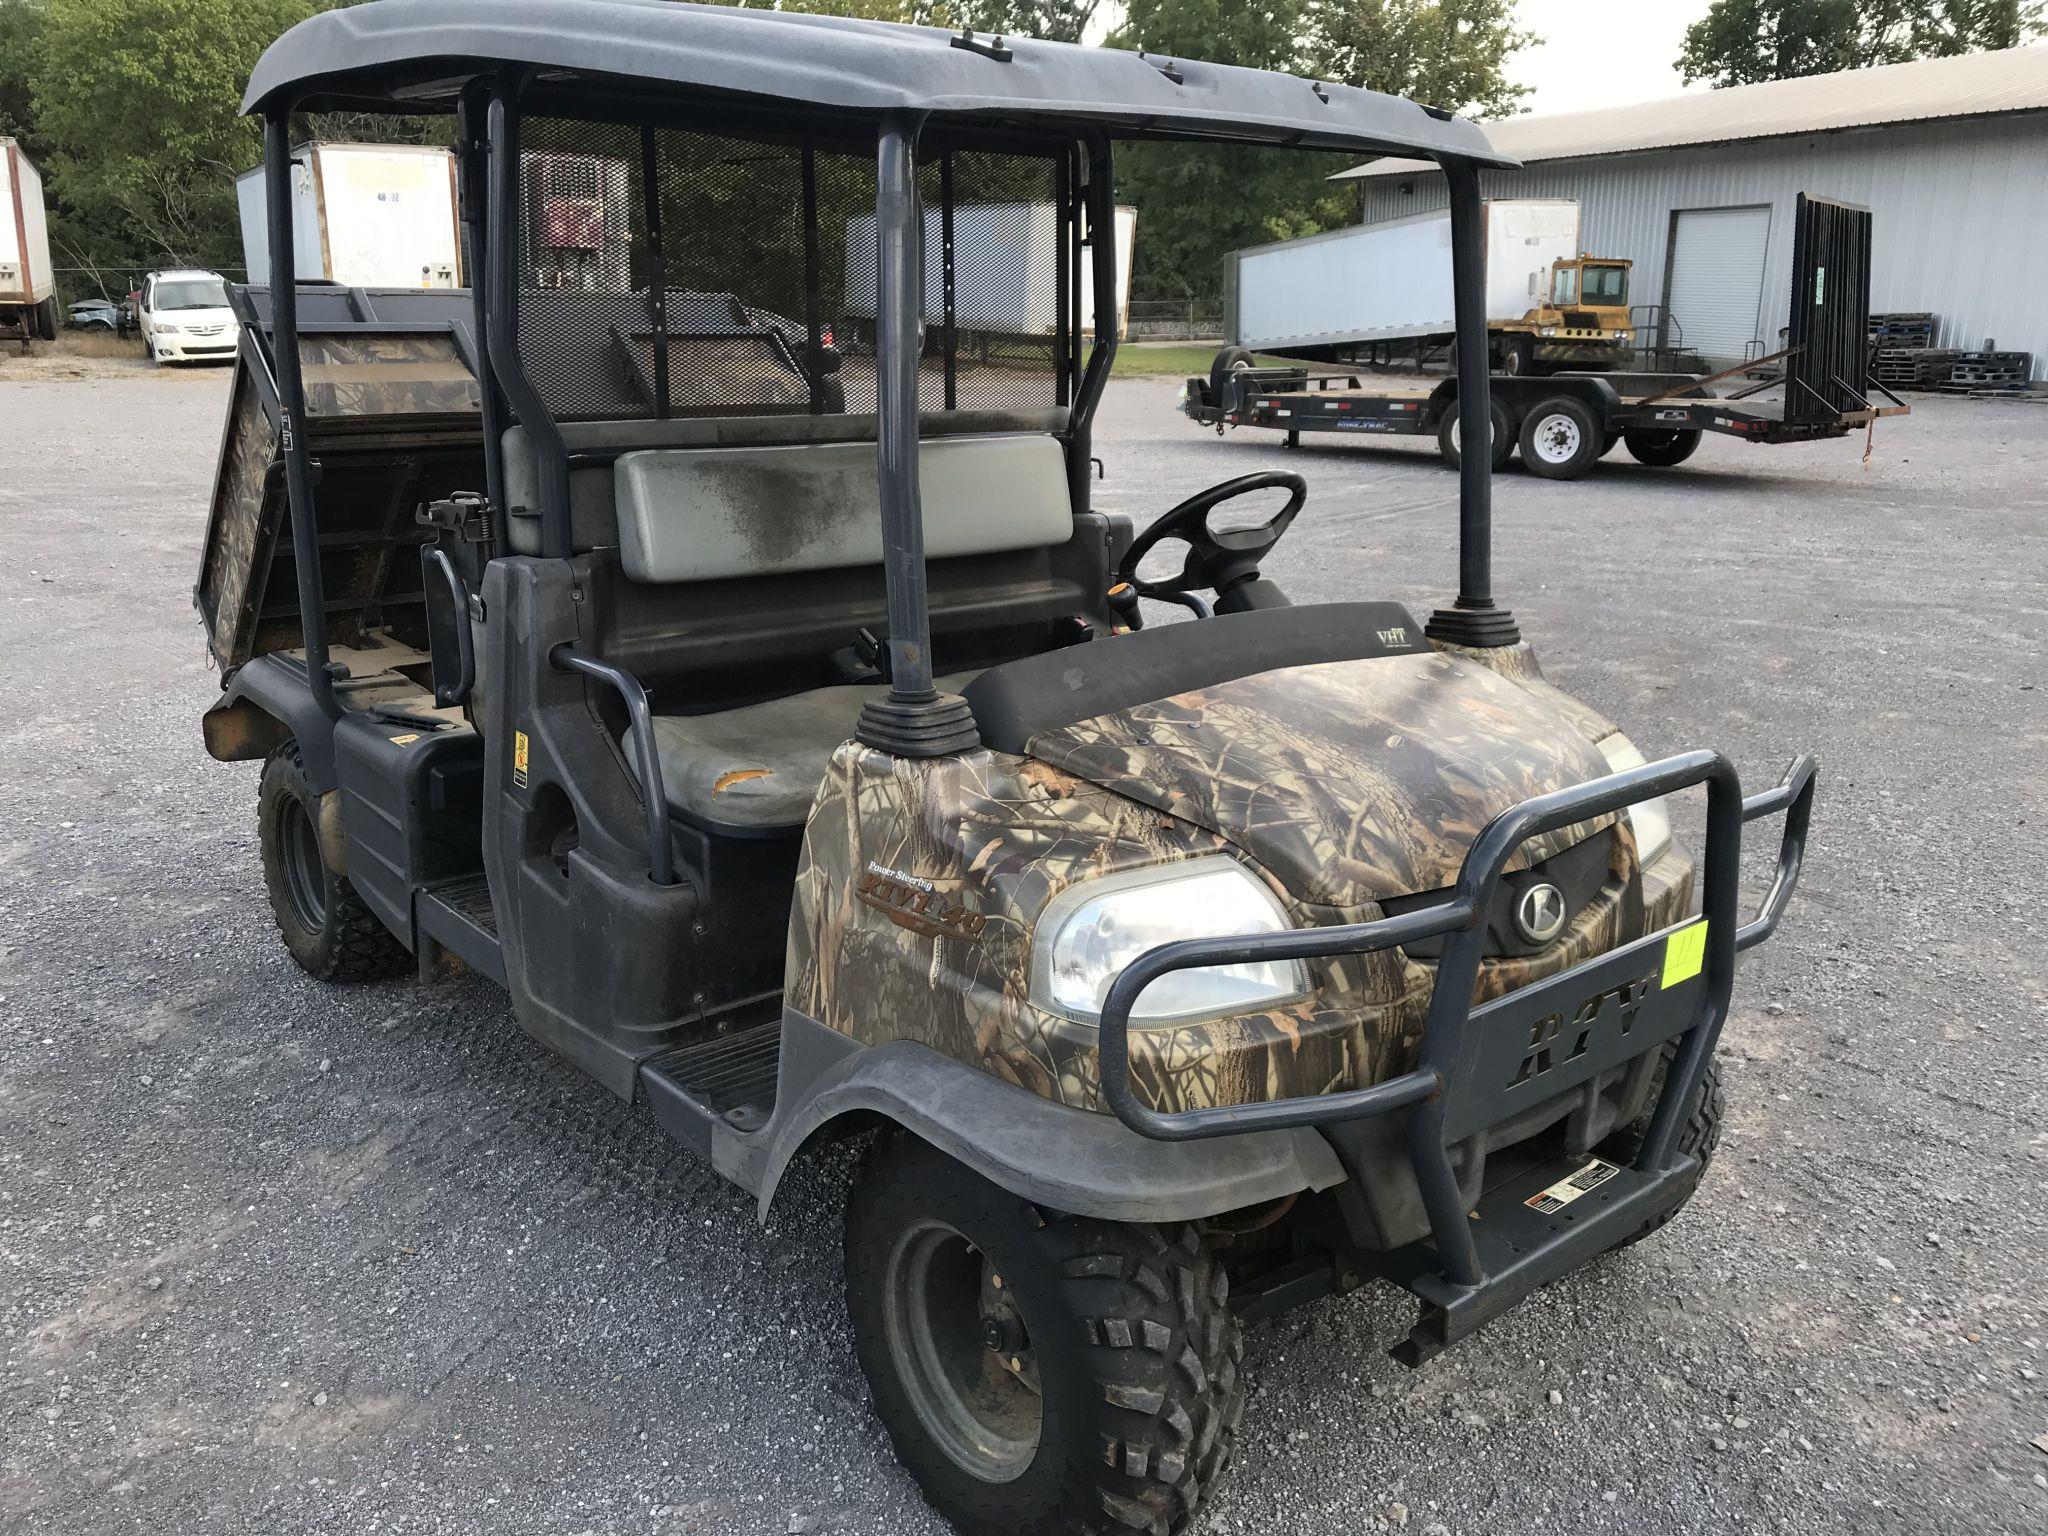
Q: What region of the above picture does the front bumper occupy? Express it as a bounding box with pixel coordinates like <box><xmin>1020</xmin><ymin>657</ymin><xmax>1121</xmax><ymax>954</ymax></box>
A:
<box><xmin>1097</xmin><ymin>750</ymin><xmax>1817</xmax><ymax>1362</ymax></box>
<box><xmin>152</xmin><ymin>332</ymin><xmax>237</xmax><ymax>362</ymax></box>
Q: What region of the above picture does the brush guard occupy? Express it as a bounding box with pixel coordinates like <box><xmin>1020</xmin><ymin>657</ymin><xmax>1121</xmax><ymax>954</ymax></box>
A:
<box><xmin>1097</xmin><ymin>750</ymin><xmax>1817</xmax><ymax>1361</ymax></box>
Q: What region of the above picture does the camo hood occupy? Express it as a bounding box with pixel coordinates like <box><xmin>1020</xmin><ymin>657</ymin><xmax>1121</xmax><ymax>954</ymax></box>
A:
<box><xmin>1021</xmin><ymin>648</ymin><xmax>1619</xmax><ymax>907</ymax></box>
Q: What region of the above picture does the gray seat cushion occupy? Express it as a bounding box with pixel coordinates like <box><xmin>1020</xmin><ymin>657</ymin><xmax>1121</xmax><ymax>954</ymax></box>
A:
<box><xmin>642</xmin><ymin>673</ymin><xmax>978</xmax><ymax>831</ymax></box>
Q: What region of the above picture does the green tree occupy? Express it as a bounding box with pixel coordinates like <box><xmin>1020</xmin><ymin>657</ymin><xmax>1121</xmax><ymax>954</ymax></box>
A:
<box><xmin>1307</xmin><ymin>0</ymin><xmax>1534</xmax><ymax>117</ymax></box>
<box><xmin>1679</xmin><ymin>0</ymin><xmax>2044</xmax><ymax>87</ymax></box>
<box><xmin>31</xmin><ymin>0</ymin><xmax>309</xmax><ymax>265</ymax></box>
<box><xmin>1113</xmin><ymin>0</ymin><xmax>1534</xmax><ymax>300</ymax></box>
<box><xmin>0</xmin><ymin>0</ymin><xmax>43</xmax><ymax>148</ymax></box>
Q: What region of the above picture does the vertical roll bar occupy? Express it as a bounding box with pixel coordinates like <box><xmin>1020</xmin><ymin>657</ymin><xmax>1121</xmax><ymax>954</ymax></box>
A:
<box><xmin>455</xmin><ymin>86</ymin><xmax>506</xmax><ymax>522</ymax></box>
<box><xmin>1424</xmin><ymin>157</ymin><xmax>1519</xmax><ymax>650</ymax></box>
<box><xmin>264</xmin><ymin>111</ymin><xmax>341</xmax><ymax>722</ymax></box>
<box><xmin>483</xmin><ymin>79</ymin><xmax>573</xmax><ymax>559</ymax></box>
<box><xmin>1068</xmin><ymin>134</ymin><xmax>1119</xmax><ymax>510</ymax></box>
<box><xmin>854</xmin><ymin>114</ymin><xmax>980</xmax><ymax>757</ymax></box>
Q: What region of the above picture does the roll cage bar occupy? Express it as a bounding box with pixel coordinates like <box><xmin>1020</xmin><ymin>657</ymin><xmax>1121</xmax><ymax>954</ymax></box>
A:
<box><xmin>252</xmin><ymin>17</ymin><xmax>1518</xmax><ymax>753</ymax></box>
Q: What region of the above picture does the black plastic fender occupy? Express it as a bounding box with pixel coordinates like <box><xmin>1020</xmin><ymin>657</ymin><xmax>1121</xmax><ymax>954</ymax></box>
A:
<box><xmin>201</xmin><ymin>652</ymin><xmax>339</xmax><ymax>790</ymax></box>
<box><xmin>674</xmin><ymin>1011</ymin><xmax>1350</xmax><ymax>1226</ymax></box>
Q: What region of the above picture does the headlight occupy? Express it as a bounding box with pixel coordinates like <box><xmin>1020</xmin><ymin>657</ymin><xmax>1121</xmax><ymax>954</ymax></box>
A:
<box><xmin>1538</xmin><ymin>326</ymin><xmax>1557</xmax><ymax>337</ymax></box>
<box><xmin>1032</xmin><ymin>856</ymin><xmax>1309</xmax><ymax>1026</ymax></box>
<box><xmin>154</xmin><ymin>322</ymin><xmax>179</xmax><ymax>334</ymax></box>
<box><xmin>1595</xmin><ymin>733</ymin><xmax>1673</xmax><ymax>864</ymax></box>
<box><xmin>1616</xmin><ymin>330</ymin><xmax>1633</xmax><ymax>343</ymax></box>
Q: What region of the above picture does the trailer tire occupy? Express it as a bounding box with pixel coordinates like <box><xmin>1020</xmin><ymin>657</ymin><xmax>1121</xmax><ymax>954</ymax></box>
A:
<box><xmin>1208</xmin><ymin>347</ymin><xmax>1256</xmax><ymax>415</ymax></box>
<box><xmin>1436</xmin><ymin>397</ymin><xmax>1513</xmax><ymax>472</ymax></box>
<box><xmin>259</xmin><ymin>742</ymin><xmax>411</xmax><ymax>983</ymax></box>
<box><xmin>1624</xmin><ymin>428</ymin><xmax>1703</xmax><ymax>468</ymax></box>
<box><xmin>34</xmin><ymin>297</ymin><xmax>59</xmax><ymax>343</ymax></box>
<box><xmin>847</xmin><ymin>1132</ymin><xmax>1243</xmax><ymax>1536</ymax></box>
<box><xmin>1517</xmin><ymin>396</ymin><xmax>1601</xmax><ymax>479</ymax></box>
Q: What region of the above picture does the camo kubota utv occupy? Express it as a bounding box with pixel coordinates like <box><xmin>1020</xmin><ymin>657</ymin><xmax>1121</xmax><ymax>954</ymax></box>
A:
<box><xmin>198</xmin><ymin>5</ymin><xmax>1817</xmax><ymax>1532</ymax></box>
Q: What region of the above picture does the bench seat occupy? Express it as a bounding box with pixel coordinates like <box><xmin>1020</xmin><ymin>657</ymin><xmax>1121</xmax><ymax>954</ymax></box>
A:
<box><xmin>641</xmin><ymin>673</ymin><xmax>978</xmax><ymax>832</ymax></box>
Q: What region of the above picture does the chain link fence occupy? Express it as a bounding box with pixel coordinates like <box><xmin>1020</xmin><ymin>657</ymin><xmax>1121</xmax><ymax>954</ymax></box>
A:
<box><xmin>1126</xmin><ymin>296</ymin><xmax>1223</xmax><ymax>342</ymax></box>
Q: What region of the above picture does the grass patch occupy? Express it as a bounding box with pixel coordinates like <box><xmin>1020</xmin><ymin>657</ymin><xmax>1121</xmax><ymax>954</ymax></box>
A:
<box><xmin>1110</xmin><ymin>344</ymin><xmax>1292</xmax><ymax>378</ymax></box>
<box><xmin>52</xmin><ymin>331</ymin><xmax>147</xmax><ymax>360</ymax></box>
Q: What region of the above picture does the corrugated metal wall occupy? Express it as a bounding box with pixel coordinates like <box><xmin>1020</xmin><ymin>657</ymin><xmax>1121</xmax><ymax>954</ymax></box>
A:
<box><xmin>1355</xmin><ymin>114</ymin><xmax>2048</xmax><ymax>378</ymax></box>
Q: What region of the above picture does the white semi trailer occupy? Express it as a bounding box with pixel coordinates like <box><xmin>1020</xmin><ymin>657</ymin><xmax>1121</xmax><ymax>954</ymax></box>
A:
<box><xmin>237</xmin><ymin>142</ymin><xmax>463</xmax><ymax>289</ymax></box>
<box><xmin>1227</xmin><ymin>198</ymin><xmax>1633</xmax><ymax>373</ymax></box>
<box><xmin>1</xmin><ymin>137</ymin><xmax>57</xmax><ymax>348</ymax></box>
<box><xmin>845</xmin><ymin>202</ymin><xmax>1137</xmax><ymax>339</ymax></box>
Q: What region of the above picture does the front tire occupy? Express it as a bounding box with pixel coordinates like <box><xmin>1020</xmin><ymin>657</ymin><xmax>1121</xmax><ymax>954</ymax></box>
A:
<box><xmin>1599</xmin><ymin>1052</ymin><xmax>1724</xmax><ymax>1249</ymax></box>
<box><xmin>1517</xmin><ymin>395</ymin><xmax>1602</xmax><ymax>479</ymax></box>
<box><xmin>847</xmin><ymin>1133</ymin><xmax>1244</xmax><ymax>1536</ymax></box>
<box><xmin>258</xmin><ymin>742</ymin><xmax>410</xmax><ymax>982</ymax></box>
<box><xmin>1624</xmin><ymin>427</ymin><xmax>1703</xmax><ymax>467</ymax></box>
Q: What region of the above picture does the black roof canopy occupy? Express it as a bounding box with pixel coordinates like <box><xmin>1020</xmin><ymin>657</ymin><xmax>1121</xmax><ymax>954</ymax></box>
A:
<box><xmin>243</xmin><ymin>0</ymin><xmax>1512</xmax><ymax>165</ymax></box>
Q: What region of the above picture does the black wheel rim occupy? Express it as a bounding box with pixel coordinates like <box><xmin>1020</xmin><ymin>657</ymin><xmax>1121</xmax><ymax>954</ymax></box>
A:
<box><xmin>280</xmin><ymin>798</ymin><xmax>328</xmax><ymax>931</ymax></box>
<box><xmin>882</xmin><ymin>1219</ymin><xmax>1041</xmax><ymax>1483</ymax></box>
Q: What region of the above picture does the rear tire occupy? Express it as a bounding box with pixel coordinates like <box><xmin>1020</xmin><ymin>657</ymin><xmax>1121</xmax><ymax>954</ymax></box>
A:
<box><xmin>1599</xmin><ymin>1052</ymin><xmax>1724</xmax><ymax>1249</ymax></box>
<box><xmin>258</xmin><ymin>742</ymin><xmax>410</xmax><ymax>983</ymax></box>
<box><xmin>1500</xmin><ymin>336</ymin><xmax>1533</xmax><ymax>376</ymax></box>
<box><xmin>1624</xmin><ymin>427</ymin><xmax>1703</xmax><ymax>467</ymax></box>
<box><xmin>846</xmin><ymin>1133</ymin><xmax>1244</xmax><ymax>1536</ymax></box>
<box><xmin>1517</xmin><ymin>395</ymin><xmax>1601</xmax><ymax>479</ymax></box>
<box><xmin>1436</xmin><ymin>396</ymin><xmax>1514</xmax><ymax>472</ymax></box>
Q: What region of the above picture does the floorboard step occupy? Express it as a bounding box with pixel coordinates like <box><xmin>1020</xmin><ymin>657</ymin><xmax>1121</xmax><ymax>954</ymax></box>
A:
<box><xmin>642</xmin><ymin>1020</ymin><xmax>782</xmax><ymax>1146</ymax></box>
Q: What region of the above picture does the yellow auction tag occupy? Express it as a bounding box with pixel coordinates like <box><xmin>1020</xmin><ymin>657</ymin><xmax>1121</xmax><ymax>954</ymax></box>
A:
<box><xmin>1661</xmin><ymin>920</ymin><xmax>1708</xmax><ymax>988</ymax></box>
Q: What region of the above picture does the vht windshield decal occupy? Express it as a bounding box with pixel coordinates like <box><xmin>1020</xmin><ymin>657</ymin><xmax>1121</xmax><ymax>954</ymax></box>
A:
<box><xmin>857</xmin><ymin>862</ymin><xmax>988</xmax><ymax>944</ymax></box>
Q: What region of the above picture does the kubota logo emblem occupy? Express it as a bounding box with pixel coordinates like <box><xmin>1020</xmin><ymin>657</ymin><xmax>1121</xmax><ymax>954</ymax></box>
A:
<box><xmin>1514</xmin><ymin>881</ymin><xmax>1568</xmax><ymax>945</ymax></box>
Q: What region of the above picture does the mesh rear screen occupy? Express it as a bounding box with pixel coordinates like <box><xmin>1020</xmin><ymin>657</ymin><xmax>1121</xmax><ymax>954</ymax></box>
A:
<box><xmin>513</xmin><ymin>119</ymin><xmax>1077</xmax><ymax>423</ymax></box>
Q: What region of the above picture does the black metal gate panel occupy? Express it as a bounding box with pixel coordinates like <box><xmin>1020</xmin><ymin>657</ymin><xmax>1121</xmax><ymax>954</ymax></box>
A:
<box><xmin>1784</xmin><ymin>192</ymin><xmax>1872</xmax><ymax>425</ymax></box>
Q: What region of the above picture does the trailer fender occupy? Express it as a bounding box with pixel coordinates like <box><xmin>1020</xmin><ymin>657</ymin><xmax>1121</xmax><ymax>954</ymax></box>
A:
<box><xmin>202</xmin><ymin>652</ymin><xmax>339</xmax><ymax>791</ymax></box>
<box><xmin>728</xmin><ymin>1012</ymin><xmax>1348</xmax><ymax>1226</ymax></box>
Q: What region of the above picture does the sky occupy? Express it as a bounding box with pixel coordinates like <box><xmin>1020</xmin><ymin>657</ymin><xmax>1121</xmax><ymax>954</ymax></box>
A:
<box><xmin>1509</xmin><ymin>0</ymin><xmax>1718</xmax><ymax>115</ymax></box>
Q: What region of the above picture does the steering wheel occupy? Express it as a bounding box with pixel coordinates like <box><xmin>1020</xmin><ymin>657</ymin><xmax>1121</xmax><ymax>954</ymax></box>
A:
<box><xmin>1116</xmin><ymin>471</ymin><xmax>1307</xmax><ymax>612</ymax></box>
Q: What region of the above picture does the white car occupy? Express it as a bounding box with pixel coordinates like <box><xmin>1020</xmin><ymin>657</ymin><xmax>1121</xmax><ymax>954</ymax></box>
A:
<box><xmin>138</xmin><ymin>269</ymin><xmax>237</xmax><ymax>365</ymax></box>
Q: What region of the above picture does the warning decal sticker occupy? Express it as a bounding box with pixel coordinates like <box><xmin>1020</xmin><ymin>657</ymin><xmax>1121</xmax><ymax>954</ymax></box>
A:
<box><xmin>513</xmin><ymin>730</ymin><xmax>530</xmax><ymax>789</ymax></box>
<box><xmin>1661</xmin><ymin>919</ymin><xmax>1708</xmax><ymax>989</ymax></box>
<box><xmin>1525</xmin><ymin>1158</ymin><xmax>1621</xmax><ymax>1215</ymax></box>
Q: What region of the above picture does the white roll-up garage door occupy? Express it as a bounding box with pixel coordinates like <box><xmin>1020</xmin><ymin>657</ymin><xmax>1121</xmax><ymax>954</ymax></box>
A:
<box><xmin>1666</xmin><ymin>206</ymin><xmax>1771</xmax><ymax>366</ymax></box>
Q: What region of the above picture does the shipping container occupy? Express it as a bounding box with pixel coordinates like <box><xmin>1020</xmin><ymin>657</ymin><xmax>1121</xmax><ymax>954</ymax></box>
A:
<box><xmin>1</xmin><ymin>137</ymin><xmax>57</xmax><ymax>345</ymax></box>
<box><xmin>237</xmin><ymin>143</ymin><xmax>463</xmax><ymax>289</ymax></box>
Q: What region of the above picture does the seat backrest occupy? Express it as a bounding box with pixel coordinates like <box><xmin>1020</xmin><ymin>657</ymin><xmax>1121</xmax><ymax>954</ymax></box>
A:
<box><xmin>500</xmin><ymin>408</ymin><xmax>1068</xmax><ymax>556</ymax></box>
<box><xmin>611</xmin><ymin>432</ymin><xmax>1072</xmax><ymax>584</ymax></box>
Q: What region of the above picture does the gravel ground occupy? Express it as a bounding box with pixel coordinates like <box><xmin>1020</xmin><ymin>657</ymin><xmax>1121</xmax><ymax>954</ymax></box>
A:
<box><xmin>2</xmin><ymin>369</ymin><xmax>2044</xmax><ymax>1536</ymax></box>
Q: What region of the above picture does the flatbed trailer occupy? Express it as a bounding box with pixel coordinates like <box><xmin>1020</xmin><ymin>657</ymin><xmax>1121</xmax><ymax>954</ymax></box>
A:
<box><xmin>1180</xmin><ymin>357</ymin><xmax>1910</xmax><ymax>480</ymax></box>
<box><xmin>1185</xmin><ymin>192</ymin><xmax>1908</xmax><ymax>480</ymax></box>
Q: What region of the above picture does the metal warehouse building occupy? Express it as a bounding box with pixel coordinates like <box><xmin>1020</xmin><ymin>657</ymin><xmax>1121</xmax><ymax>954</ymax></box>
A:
<box><xmin>1339</xmin><ymin>46</ymin><xmax>2048</xmax><ymax>376</ymax></box>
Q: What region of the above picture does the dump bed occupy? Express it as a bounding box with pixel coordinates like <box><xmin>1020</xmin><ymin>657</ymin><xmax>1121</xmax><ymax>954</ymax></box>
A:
<box><xmin>195</xmin><ymin>286</ymin><xmax>485</xmax><ymax>679</ymax></box>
